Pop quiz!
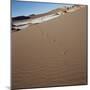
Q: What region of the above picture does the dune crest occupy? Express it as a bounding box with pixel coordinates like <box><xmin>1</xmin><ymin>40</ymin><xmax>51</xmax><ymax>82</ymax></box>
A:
<box><xmin>12</xmin><ymin>5</ymin><xmax>84</xmax><ymax>31</ymax></box>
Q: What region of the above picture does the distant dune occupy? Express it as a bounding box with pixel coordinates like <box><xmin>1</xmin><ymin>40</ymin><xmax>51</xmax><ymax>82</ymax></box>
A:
<box><xmin>11</xmin><ymin>6</ymin><xmax>87</xmax><ymax>89</ymax></box>
<box><xmin>12</xmin><ymin>5</ymin><xmax>82</xmax><ymax>31</ymax></box>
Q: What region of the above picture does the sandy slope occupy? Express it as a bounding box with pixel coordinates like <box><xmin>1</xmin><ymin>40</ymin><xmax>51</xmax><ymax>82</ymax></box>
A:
<box><xmin>11</xmin><ymin>6</ymin><xmax>87</xmax><ymax>89</ymax></box>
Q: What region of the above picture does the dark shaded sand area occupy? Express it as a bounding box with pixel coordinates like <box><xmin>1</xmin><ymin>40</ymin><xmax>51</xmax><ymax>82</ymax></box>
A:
<box><xmin>11</xmin><ymin>6</ymin><xmax>87</xmax><ymax>89</ymax></box>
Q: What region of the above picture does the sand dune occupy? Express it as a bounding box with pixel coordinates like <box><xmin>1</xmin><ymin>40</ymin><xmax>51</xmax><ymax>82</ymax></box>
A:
<box><xmin>12</xmin><ymin>5</ymin><xmax>82</xmax><ymax>31</ymax></box>
<box><xmin>11</xmin><ymin>6</ymin><xmax>87</xmax><ymax>89</ymax></box>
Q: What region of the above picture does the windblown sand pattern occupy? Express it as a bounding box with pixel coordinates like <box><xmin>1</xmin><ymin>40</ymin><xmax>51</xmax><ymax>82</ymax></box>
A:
<box><xmin>11</xmin><ymin>5</ymin><xmax>87</xmax><ymax>89</ymax></box>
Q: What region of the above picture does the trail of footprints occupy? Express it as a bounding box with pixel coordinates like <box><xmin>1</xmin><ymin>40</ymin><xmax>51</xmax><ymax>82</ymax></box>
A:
<box><xmin>39</xmin><ymin>31</ymin><xmax>68</xmax><ymax>56</ymax></box>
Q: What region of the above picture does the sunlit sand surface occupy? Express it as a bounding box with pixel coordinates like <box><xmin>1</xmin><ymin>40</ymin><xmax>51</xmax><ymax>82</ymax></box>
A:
<box><xmin>12</xmin><ymin>5</ymin><xmax>87</xmax><ymax>89</ymax></box>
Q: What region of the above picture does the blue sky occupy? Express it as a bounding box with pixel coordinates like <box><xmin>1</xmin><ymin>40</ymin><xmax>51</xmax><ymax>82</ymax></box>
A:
<box><xmin>12</xmin><ymin>0</ymin><xmax>73</xmax><ymax>17</ymax></box>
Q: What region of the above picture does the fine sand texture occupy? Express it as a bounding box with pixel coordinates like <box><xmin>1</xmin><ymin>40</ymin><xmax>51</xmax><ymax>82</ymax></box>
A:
<box><xmin>11</xmin><ymin>6</ymin><xmax>87</xmax><ymax>89</ymax></box>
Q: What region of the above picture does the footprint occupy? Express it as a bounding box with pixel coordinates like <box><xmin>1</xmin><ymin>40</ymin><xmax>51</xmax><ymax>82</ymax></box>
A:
<box><xmin>53</xmin><ymin>39</ymin><xmax>56</xmax><ymax>43</ymax></box>
<box><xmin>63</xmin><ymin>49</ymin><xmax>68</xmax><ymax>55</ymax></box>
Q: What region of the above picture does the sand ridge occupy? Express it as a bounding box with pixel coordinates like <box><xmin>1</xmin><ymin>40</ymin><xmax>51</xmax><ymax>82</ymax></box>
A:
<box><xmin>12</xmin><ymin>5</ymin><xmax>84</xmax><ymax>31</ymax></box>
